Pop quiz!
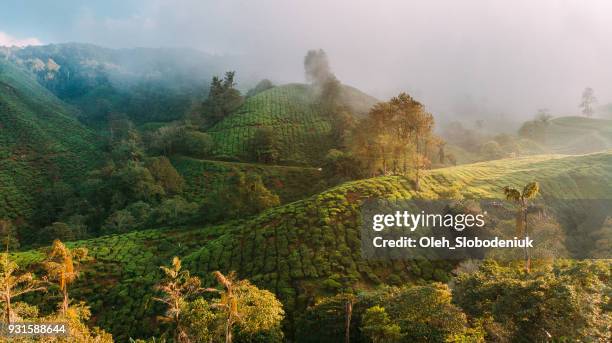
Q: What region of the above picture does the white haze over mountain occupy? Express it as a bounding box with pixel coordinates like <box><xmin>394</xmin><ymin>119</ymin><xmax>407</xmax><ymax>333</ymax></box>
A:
<box><xmin>4</xmin><ymin>0</ymin><xmax>612</xmax><ymax>125</ymax></box>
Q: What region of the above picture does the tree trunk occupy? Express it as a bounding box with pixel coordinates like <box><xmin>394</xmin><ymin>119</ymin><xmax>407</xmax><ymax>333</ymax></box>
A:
<box><xmin>5</xmin><ymin>294</ymin><xmax>11</xmax><ymax>324</ymax></box>
<box><xmin>62</xmin><ymin>285</ymin><xmax>69</xmax><ymax>315</ymax></box>
<box><xmin>345</xmin><ymin>299</ymin><xmax>353</xmax><ymax>343</ymax></box>
<box><xmin>523</xmin><ymin>209</ymin><xmax>531</xmax><ymax>273</ymax></box>
<box><xmin>225</xmin><ymin>319</ymin><xmax>232</xmax><ymax>343</ymax></box>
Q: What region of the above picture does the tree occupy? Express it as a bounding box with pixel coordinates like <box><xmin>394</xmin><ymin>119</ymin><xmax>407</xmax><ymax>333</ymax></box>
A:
<box><xmin>360</xmin><ymin>306</ymin><xmax>402</xmax><ymax>343</ymax></box>
<box><xmin>304</xmin><ymin>49</ymin><xmax>333</xmax><ymax>86</ymax></box>
<box><xmin>181</xmin><ymin>298</ymin><xmax>217</xmax><ymax>342</ymax></box>
<box><xmin>107</xmin><ymin>112</ymin><xmax>134</xmax><ymax>143</ymax></box>
<box><xmin>40</xmin><ymin>221</ymin><xmax>77</xmax><ymax>243</ymax></box>
<box><xmin>322</xmin><ymin>149</ymin><xmax>364</xmax><ymax>183</ymax></box>
<box><xmin>437</xmin><ymin>141</ymin><xmax>446</xmax><ymax>164</ymax></box>
<box><xmin>0</xmin><ymin>219</ymin><xmax>19</xmax><ymax>251</ymax></box>
<box><xmin>251</xmin><ymin>128</ymin><xmax>280</xmax><ymax>164</ymax></box>
<box><xmin>179</xmin><ymin>130</ymin><xmax>214</xmax><ymax>158</ymax></box>
<box><xmin>389</xmin><ymin>93</ymin><xmax>434</xmax><ymax>190</ymax></box>
<box><xmin>391</xmin><ymin>284</ymin><xmax>470</xmax><ymax>342</ymax></box>
<box><xmin>480</xmin><ymin>141</ymin><xmax>504</xmax><ymax>160</ymax></box>
<box><xmin>207</xmin><ymin>271</ymin><xmax>284</xmax><ymax>343</ymax></box>
<box><xmin>148</xmin><ymin>123</ymin><xmax>186</xmax><ymax>156</ymax></box>
<box><xmin>580</xmin><ymin>87</ymin><xmax>597</xmax><ymax>117</ymax></box>
<box><xmin>297</xmin><ymin>293</ymin><xmax>360</xmax><ymax>343</ymax></box>
<box><xmin>344</xmin><ymin>294</ymin><xmax>356</xmax><ymax>343</ymax></box>
<box><xmin>503</xmin><ymin>181</ymin><xmax>540</xmax><ymax>272</ymax></box>
<box><xmin>0</xmin><ymin>253</ymin><xmax>46</xmax><ymax>323</ymax></box>
<box><xmin>154</xmin><ymin>256</ymin><xmax>203</xmax><ymax>343</ymax></box>
<box><xmin>208</xmin><ymin>271</ymin><xmax>238</xmax><ymax>343</ymax></box>
<box><xmin>453</xmin><ymin>260</ymin><xmax>610</xmax><ymax>341</ymax></box>
<box><xmin>102</xmin><ymin>209</ymin><xmax>137</xmax><ymax>234</ymax></box>
<box><xmin>153</xmin><ymin>196</ymin><xmax>199</xmax><ymax>226</ymax></box>
<box><xmin>146</xmin><ymin>156</ymin><xmax>184</xmax><ymax>195</ymax></box>
<box><xmin>43</xmin><ymin>239</ymin><xmax>88</xmax><ymax>315</ymax></box>
<box><xmin>203</xmin><ymin>71</ymin><xmax>244</xmax><ymax>125</ymax></box>
<box><xmin>240</xmin><ymin>173</ymin><xmax>281</xmax><ymax>214</ymax></box>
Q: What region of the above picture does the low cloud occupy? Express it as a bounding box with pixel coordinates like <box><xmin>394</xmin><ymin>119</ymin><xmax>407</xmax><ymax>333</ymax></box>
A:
<box><xmin>0</xmin><ymin>31</ymin><xmax>42</xmax><ymax>47</ymax></box>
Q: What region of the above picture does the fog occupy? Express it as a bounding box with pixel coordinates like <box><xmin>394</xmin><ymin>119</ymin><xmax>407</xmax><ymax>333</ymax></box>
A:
<box><xmin>11</xmin><ymin>0</ymin><xmax>612</xmax><ymax>124</ymax></box>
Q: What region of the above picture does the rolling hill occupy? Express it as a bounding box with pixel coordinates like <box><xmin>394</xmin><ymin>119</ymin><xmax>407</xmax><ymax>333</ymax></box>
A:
<box><xmin>0</xmin><ymin>59</ymin><xmax>101</xmax><ymax>220</ymax></box>
<box><xmin>207</xmin><ymin>83</ymin><xmax>378</xmax><ymax>164</ymax></box>
<box><xmin>13</xmin><ymin>151</ymin><xmax>612</xmax><ymax>339</ymax></box>
<box><xmin>525</xmin><ymin>116</ymin><xmax>612</xmax><ymax>154</ymax></box>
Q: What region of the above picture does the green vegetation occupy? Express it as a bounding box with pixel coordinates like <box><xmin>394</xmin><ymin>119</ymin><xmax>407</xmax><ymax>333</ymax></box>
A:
<box><xmin>9</xmin><ymin>151</ymin><xmax>611</xmax><ymax>340</ymax></box>
<box><xmin>1</xmin><ymin>241</ymin><xmax>113</xmax><ymax>342</ymax></box>
<box><xmin>4</xmin><ymin>43</ymin><xmax>218</xmax><ymax>125</ymax></box>
<box><xmin>519</xmin><ymin>116</ymin><xmax>612</xmax><ymax>154</ymax></box>
<box><xmin>207</xmin><ymin>84</ymin><xmax>333</xmax><ymax>163</ymax></box>
<box><xmin>172</xmin><ymin>156</ymin><xmax>327</xmax><ymax>205</ymax></box>
<box><xmin>0</xmin><ymin>59</ymin><xmax>101</xmax><ymax>220</ymax></box>
<box><xmin>207</xmin><ymin>83</ymin><xmax>376</xmax><ymax>164</ymax></box>
<box><xmin>2</xmin><ymin>44</ymin><xmax>611</xmax><ymax>343</ymax></box>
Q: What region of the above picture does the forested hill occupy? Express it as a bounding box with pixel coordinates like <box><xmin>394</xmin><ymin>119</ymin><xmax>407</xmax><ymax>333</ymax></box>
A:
<box><xmin>0</xmin><ymin>59</ymin><xmax>101</xmax><ymax>220</ymax></box>
<box><xmin>13</xmin><ymin>151</ymin><xmax>612</xmax><ymax>340</ymax></box>
<box><xmin>1</xmin><ymin>43</ymin><xmax>231</xmax><ymax>124</ymax></box>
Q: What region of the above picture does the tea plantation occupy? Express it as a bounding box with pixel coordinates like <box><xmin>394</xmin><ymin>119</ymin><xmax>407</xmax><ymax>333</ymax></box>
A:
<box><xmin>207</xmin><ymin>83</ymin><xmax>376</xmax><ymax>164</ymax></box>
<box><xmin>0</xmin><ymin>60</ymin><xmax>101</xmax><ymax>220</ymax></box>
<box><xmin>530</xmin><ymin>116</ymin><xmax>612</xmax><ymax>154</ymax></box>
<box><xmin>13</xmin><ymin>151</ymin><xmax>612</xmax><ymax>340</ymax></box>
<box><xmin>172</xmin><ymin>156</ymin><xmax>327</xmax><ymax>204</ymax></box>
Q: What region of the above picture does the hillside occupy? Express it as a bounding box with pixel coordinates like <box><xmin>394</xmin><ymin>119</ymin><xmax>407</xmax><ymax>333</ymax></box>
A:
<box><xmin>525</xmin><ymin>116</ymin><xmax>612</xmax><ymax>154</ymax></box>
<box><xmin>207</xmin><ymin>83</ymin><xmax>378</xmax><ymax>164</ymax></box>
<box><xmin>172</xmin><ymin>156</ymin><xmax>327</xmax><ymax>204</ymax></box>
<box><xmin>14</xmin><ymin>151</ymin><xmax>612</xmax><ymax>339</ymax></box>
<box><xmin>1</xmin><ymin>43</ymin><xmax>230</xmax><ymax>124</ymax></box>
<box><xmin>0</xmin><ymin>60</ymin><xmax>101</xmax><ymax>219</ymax></box>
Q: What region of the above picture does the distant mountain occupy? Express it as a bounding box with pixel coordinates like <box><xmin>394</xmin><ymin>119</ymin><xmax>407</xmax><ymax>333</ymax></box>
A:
<box><xmin>0</xmin><ymin>59</ymin><xmax>101</xmax><ymax>220</ymax></box>
<box><xmin>208</xmin><ymin>83</ymin><xmax>378</xmax><ymax>164</ymax></box>
<box><xmin>1</xmin><ymin>43</ymin><xmax>234</xmax><ymax>124</ymax></box>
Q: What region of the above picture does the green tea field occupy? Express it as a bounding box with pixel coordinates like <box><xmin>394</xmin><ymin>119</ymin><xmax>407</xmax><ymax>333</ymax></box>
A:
<box><xmin>14</xmin><ymin>151</ymin><xmax>612</xmax><ymax>340</ymax></box>
<box><xmin>207</xmin><ymin>83</ymin><xmax>376</xmax><ymax>164</ymax></box>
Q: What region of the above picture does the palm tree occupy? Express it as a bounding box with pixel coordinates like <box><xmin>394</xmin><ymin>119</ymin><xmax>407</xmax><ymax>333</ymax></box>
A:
<box><xmin>43</xmin><ymin>240</ymin><xmax>88</xmax><ymax>315</ymax></box>
<box><xmin>503</xmin><ymin>181</ymin><xmax>540</xmax><ymax>272</ymax></box>
<box><xmin>154</xmin><ymin>256</ymin><xmax>203</xmax><ymax>343</ymax></box>
<box><xmin>207</xmin><ymin>271</ymin><xmax>239</xmax><ymax>343</ymax></box>
<box><xmin>0</xmin><ymin>253</ymin><xmax>46</xmax><ymax>323</ymax></box>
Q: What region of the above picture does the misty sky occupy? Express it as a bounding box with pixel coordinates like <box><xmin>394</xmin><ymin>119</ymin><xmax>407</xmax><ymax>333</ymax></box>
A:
<box><xmin>2</xmin><ymin>0</ymin><xmax>611</xmax><ymax>122</ymax></box>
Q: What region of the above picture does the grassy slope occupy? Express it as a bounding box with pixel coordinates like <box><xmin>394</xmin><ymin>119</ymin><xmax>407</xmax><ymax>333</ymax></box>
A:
<box><xmin>207</xmin><ymin>83</ymin><xmax>377</xmax><ymax>164</ymax></box>
<box><xmin>14</xmin><ymin>151</ymin><xmax>612</xmax><ymax>339</ymax></box>
<box><xmin>541</xmin><ymin>116</ymin><xmax>612</xmax><ymax>154</ymax></box>
<box><xmin>0</xmin><ymin>60</ymin><xmax>101</xmax><ymax>219</ymax></box>
<box><xmin>172</xmin><ymin>156</ymin><xmax>327</xmax><ymax>204</ymax></box>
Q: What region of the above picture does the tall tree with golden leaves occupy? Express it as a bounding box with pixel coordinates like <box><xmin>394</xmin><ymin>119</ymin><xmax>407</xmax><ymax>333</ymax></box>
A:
<box><xmin>43</xmin><ymin>239</ymin><xmax>88</xmax><ymax>315</ymax></box>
